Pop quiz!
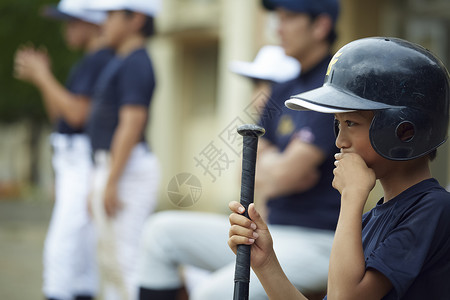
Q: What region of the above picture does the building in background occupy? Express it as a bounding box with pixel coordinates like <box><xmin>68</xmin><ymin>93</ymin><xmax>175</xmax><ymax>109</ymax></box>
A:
<box><xmin>2</xmin><ymin>0</ymin><xmax>450</xmax><ymax>212</ymax></box>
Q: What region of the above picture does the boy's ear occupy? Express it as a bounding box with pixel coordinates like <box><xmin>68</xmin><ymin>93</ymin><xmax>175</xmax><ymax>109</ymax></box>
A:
<box><xmin>130</xmin><ymin>12</ymin><xmax>147</xmax><ymax>33</ymax></box>
<box><xmin>311</xmin><ymin>14</ymin><xmax>333</xmax><ymax>42</ymax></box>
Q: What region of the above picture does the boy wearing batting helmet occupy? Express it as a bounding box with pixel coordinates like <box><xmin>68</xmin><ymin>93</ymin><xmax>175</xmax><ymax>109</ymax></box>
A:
<box><xmin>85</xmin><ymin>0</ymin><xmax>161</xmax><ymax>299</ymax></box>
<box><xmin>229</xmin><ymin>37</ymin><xmax>450</xmax><ymax>299</ymax></box>
<box><xmin>14</xmin><ymin>1</ymin><xmax>113</xmax><ymax>299</ymax></box>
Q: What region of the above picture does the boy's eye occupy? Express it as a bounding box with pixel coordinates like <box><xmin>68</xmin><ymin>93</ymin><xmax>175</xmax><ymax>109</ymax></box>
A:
<box><xmin>345</xmin><ymin>120</ymin><xmax>356</xmax><ymax>127</ymax></box>
<box><xmin>334</xmin><ymin>119</ymin><xmax>356</xmax><ymax>136</ymax></box>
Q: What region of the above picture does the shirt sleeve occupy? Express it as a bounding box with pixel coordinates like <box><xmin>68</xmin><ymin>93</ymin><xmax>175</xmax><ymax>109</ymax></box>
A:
<box><xmin>69</xmin><ymin>51</ymin><xmax>112</xmax><ymax>97</ymax></box>
<box><xmin>365</xmin><ymin>193</ymin><xmax>450</xmax><ymax>298</ymax></box>
<box><xmin>291</xmin><ymin>111</ymin><xmax>336</xmax><ymax>156</ymax></box>
<box><xmin>118</xmin><ymin>53</ymin><xmax>155</xmax><ymax>107</ymax></box>
<box><xmin>257</xmin><ymin>93</ymin><xmax>281</xmax><ymax>144</ymax></box>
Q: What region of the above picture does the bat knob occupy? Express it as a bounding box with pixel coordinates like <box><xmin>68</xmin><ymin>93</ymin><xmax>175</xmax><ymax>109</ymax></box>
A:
<box><xmin>237</xmin><ymin>124</ymin><xmax>265</xmax><ymax>138</ymax></box>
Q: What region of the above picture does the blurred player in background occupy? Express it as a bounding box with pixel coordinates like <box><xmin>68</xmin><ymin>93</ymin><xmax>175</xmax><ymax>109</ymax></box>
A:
<box><xmin>180</xmin><ymin>44</ymin><xmax>302</xmax><ymax>295</ymax></box>
<box><xmin>229</xmin><ymin>44</ymin><xmax>300</xmax><ymax>121</ymax></box>
<box><xmin>230</xmin><ymin>44</ymin><xmax>301</xmax><ymax>219</ymax></box>
<box><xmin>85</xmin><ymin>0</ymin><xmax>161</xmax><ymax>299</ymax></box>
<box><xmin>229</xmin><ymin>44</ymin><xmax>301</xmax><ymax>104</ymax></box>
<box><xmin>13</xmin><ymin>0</ymin><xmax>114</xmax><ymax>299</ymax></box>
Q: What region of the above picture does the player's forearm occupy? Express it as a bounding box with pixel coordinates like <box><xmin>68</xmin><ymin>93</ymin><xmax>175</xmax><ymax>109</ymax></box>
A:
<box><xmin>256</xmin><ymin>139</ymin><xmax>323</xmax><ymax>198</ymax></box>
<box><xmin>327</xmin><ymin>190</ymin><xmax>367</xmax><ymax>299</ymax></box>
<box><xmin>256</xmin><ymin>151</ymin><xmax>318</xmax><ymax>198</ymax></box>
<box><xmin>107</xmin><ymin>106</ymin><xmax>147</xmax><ymax>185</ymax></box>
<box><xmin>108</xmin><ymin>125</ymin><xmax>141</xmax><ymax>185</ymax></box>
<box><xmin>257</xmin><ymin>139</ymin><xmax>278</xmax><ymax>154</ymax></box>
<box><xmin>254</xmin><ymin>253</ymin><xmax>308</xmax><ymax>300</ymax></box>
<box><xmin>107</xmin><ymin>134</ymin><xmax>136</xmax><ymax>186</ymax></box>
<box><xmin>36</xmin><ymin>73</ymin><xmax>89</xmax><ymax>127</ymax></box>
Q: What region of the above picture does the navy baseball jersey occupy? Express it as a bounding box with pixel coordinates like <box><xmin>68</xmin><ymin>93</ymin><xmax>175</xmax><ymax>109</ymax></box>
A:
<box><xmin>259</xmin><ymin>56</ymin><xmax>341</xmax><ymax>231</ymax></box>
<box><xmin>87</xmin><ymin>48</ymin><xmax>155</xmax><ymax>151</ymax></box>
<box><xmin>363</xmin><ymin>178</ymin><xmax>450</xmax><ymax>299</ymax></box>
<box><xmin>323</xmin><ymin>178</ymin><xmax>450</xmax><ymax>300</ymax></box>
<box><xmin>56</xmin><ymin>48</ymin><xmax>114</xmax><ymax>134</ymax></box>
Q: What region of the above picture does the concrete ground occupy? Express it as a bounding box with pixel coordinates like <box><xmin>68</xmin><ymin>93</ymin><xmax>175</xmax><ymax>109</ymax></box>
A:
<box><xmin>0</xmin><ymin>200</ymin><xmax>52</xmax><ymax>299</ymax></box>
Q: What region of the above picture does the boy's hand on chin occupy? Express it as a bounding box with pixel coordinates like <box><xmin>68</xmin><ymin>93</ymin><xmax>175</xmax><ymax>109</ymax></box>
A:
<box><xmin>332</xmin><ymin>153</ymin><xmax>376</xmax><ymax>202</ymax></box>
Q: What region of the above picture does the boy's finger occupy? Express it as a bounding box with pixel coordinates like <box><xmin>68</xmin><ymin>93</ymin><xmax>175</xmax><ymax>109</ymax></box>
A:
<box><xmin>13</xmin><ymin>64</ymin><xmax>25</xmax><ymax>77</ymax></box>
<box><xmin>248</xmin><ymin>203</ymin><xmax>268</xmax><ymax>230</ymax></box>
<box><xmin>228</xmin><ymin>235</ymin><xmax>255</xmax><ymax>249</ymax></box>
<box><xmin>104</xmin><ymin>199</ymin><xmax>114</xmax><ymax>217</ymax></box>
<box><xmin>17</xmin><ymin>44</ymin><xmax>30</xmax><ymax>53</ymax></box>
<box><xmin>229</xmin><ymin>201</ymin><xmax>245</xmax><ymax>214</ymax></box>
<box><xmin>228</xmin><ymin>236</ymin><xmax>254</xmax><ymax>256</ymax></box>
<box><xmin>14</xmin><ymin>50</ymin><xmax>26</xmax><ymax>60</ymax></box>
<box><xmin>229</xmin><ymin>223</ymin><xmax>259</xmax><ymax>240</ymax></box>
<box><xmin>229</xmin><ymin>212</ymin><xmax>256</xmax><ymax>229</ymax></box>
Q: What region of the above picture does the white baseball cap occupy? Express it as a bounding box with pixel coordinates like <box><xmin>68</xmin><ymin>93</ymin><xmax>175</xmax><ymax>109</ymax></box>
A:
<box><xmin>229</xmin><ymin>45</ymin><xmax>301</xmax><ymax>83</ymax></box>
<box><xmin>87</xmin><ymin>0</ymin><xmax>162</xmax><ymax>17</ymax></box>
<box><xmin>42</xmin><ymin>0</ymin><xmax>106</xmax><ymax>25</ymax></box>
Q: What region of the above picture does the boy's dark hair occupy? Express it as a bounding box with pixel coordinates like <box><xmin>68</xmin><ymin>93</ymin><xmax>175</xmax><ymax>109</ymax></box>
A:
<box><xmin>123</xmin><ymin>10</ymin><xmax>155</xmax><ymax>37</ymax></box>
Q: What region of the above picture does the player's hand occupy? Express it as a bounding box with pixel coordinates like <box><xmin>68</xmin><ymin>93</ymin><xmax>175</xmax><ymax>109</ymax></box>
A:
<box><xmin>103</xmin><ymin>181</ymin><xmax>122</xmax><ymax>217</ymax></box>
<box><xmin>14</xmin><ymin>45</ymin><xmax>51</xmax><ymax>84</ymax></box>
<box><xmin>332</xmin><ymin>152</ymin><xmax>376</xmax><ymax>202</ymax></box>
<box><xmin>228</xmin><ymin>202</ymin><xmax>275</xmax><ymax>271</ymax></box>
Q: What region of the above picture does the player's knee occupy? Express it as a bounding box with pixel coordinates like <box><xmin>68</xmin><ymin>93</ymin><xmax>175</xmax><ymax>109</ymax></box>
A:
<box><xmin>141</xmin><ymin>211</ymin><xmax>184</xmax><ymax>246</ymax></box>
<box><xmin>189</xmin><ymin>284</ymin><xmax>215</xmax><ymax>300</ymax></box>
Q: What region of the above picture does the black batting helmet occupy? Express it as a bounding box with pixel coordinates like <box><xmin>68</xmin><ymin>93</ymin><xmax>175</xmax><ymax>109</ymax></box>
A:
<box><xmin>286</xmin><ymin>37</ymin><xmax>450</xmax><ymax>161</ymax></box>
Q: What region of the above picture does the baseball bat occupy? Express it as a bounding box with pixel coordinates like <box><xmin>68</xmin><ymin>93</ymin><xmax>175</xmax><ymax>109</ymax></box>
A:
<box><xmin>233</xmin><ymin>124</ymin><xmax>265</xmax><ymax>300</ymax></box>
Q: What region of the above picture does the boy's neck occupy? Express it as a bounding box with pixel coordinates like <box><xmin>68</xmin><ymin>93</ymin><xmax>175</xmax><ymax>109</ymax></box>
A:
<box><xmin>117</xmin><ymin>34</ymin><xmax>146</xmax><ymax>56</ymax></box>
<box><xmin>296</xmin><ymin>42</ymin><xmax>330</xmax><ymax>74</ymax></box>
<box><xmin>380</xmin><ymin>157</ymin><xmax>432</xmax><ymax>202</ymax></box>
<box><xmin>85</xmin><ymin>34</ymin><xmax>106</xmax><ymax>54</ymax></box>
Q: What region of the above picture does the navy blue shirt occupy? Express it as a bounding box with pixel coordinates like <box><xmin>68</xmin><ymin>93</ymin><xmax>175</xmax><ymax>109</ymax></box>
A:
<box><xmin>362</xmin><ymin>178</ymin><xmax>450</xmax><ymax>299</ymax></box>
<box><xmin>87</xmin><ymin>48</ymin><xmax>156</xmax><ymax>151</ymax></box>
<box><xmin>259</xmin><ymin>56</ymin><xmax>340</xmax><ymax>231</ymax></box>
<box><xmin>56</xmin><ymin>48</ymin><xmax>114</xmax><ymax>134</ymax></box>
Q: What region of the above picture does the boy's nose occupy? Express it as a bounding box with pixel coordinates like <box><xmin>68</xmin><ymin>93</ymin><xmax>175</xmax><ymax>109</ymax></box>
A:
<box><xmin>335</xmin><ymin>131</ymin><xmax>349</xmax><ymax>150</ymax></box>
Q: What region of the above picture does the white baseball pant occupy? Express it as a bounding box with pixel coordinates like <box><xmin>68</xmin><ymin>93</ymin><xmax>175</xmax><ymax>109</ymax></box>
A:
<box><xmin>43</xmin><ymin>133</ymin><xmax>98</xmax><ymax>300</ymax></box>
<box><xmin>137</xmin><ymin>210</ymin><xmax>334</xmax><ymax>299</ymax></box>
<box><xmin>91</xmin><ymin>143</ymin><xmax>160</xmax><ymax>300</ymax></box>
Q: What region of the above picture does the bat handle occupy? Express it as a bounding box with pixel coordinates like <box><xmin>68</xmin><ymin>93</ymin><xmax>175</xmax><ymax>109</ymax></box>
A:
<box><xmin>233</xmin><ymin>124</ymin><xmax>265</xmax><ymax>300</ymax></box>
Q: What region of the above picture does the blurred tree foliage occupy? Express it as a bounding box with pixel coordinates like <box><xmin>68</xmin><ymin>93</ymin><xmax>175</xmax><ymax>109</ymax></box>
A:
<box><xmin>0</xmin><ymin>0</ymin><xmax>81</xmax><ymax>123</ymax></box>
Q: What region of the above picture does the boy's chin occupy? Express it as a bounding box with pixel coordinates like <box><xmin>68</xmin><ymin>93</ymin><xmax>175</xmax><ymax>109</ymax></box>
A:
<box><xmin>101</xmin><ymin>35</ymin><xmax>118</xmax><ymax>48</ymax></box>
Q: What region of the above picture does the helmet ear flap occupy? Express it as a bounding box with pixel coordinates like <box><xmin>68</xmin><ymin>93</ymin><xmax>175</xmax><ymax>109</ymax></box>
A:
<box><xmin>396</xmin><ymin>121</ymin><xmax>415</xmax><ymax>142</ymax></box>
<box><xmin>370</xmin><ymin>108</ymin><xmax>437</xmax><ymax>160</ymax></box>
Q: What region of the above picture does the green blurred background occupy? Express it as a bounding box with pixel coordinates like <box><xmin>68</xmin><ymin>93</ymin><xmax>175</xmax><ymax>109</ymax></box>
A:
<box><xmin>0</xmin><ymin>0</ymin><xmax>81</xmax><ymax>190</ymax></box>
